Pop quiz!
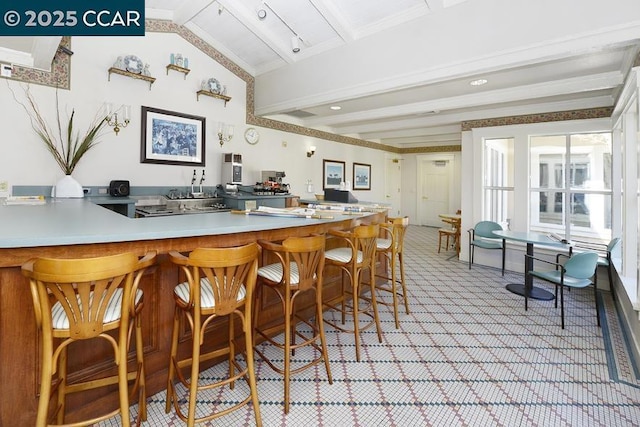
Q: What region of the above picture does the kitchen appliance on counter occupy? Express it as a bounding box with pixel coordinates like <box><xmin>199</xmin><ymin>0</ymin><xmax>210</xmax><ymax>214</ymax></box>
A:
<box><xmin>222</xmin><ymin>153</ymin><xmax>242</xmax><ymax>184</ymax></box>
<box><xmin>109</xmin><ymin>180</ymin><xmax>130</xmax><ymax>197</ymax></box>
<box><xmin>324</xmin><ymin>188</ymin><xmax>358</xmax><ymax>203</ymax></box>
<box><xmin>135</xmin><ymin>196</ymin><xmax>230</xmax><ymax>217</ymax></box>
<box><xmin>255</xmin><ymin>170</ymin><xmax>290</xmax><ymax>195</ymax></box>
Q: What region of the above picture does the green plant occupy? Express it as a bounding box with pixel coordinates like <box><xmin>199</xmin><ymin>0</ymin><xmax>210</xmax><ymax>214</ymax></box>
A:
<box><xmin>15</xmin><ymin>87</ymin><xmax>108</xmax><ymax>175</ymax></box>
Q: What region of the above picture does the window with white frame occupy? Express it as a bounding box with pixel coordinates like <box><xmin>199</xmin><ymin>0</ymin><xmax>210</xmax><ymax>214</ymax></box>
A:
<box><xmin>483</xmin><ymin>138</ymin><xmax>514</xmax><ymax>229</ymax></box>
<box><xmin>529</xmin><ymin>133</ymin><xmax>612</xmax><ymax>242</ymax></box>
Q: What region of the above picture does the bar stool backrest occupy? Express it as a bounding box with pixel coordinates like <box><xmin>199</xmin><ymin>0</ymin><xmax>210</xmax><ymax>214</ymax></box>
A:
<box><xmin>389</xmin><ymin>217</ymin><xmax>409</xmax><ymax>253</ymax></box>
<box><xmin>281</xmin><ymin>235</ymin><xmax>325</xmax><ymax>291</ymax></box>
<box><xmin>183</xmin><ymin>244</ymin><xmax>259</xmax><ymax>316</ymax></box>
<box><xmin>23</xmin><ymin>252</ymin><xmax>140</xmax><ymax>339</ymax></box>
<box><xmin>354</xmin><ymin>224</ymin><xmax>380</xmax><ymax>268</ymax></box>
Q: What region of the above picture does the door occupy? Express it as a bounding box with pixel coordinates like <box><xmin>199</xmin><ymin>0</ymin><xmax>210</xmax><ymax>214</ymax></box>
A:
<box><xmin>418</xmin><ymin>154</ymin><xmax>454</xmax><ymax>227</ymax></box>
<box><xmin>384</xmin><ymin>156</ymin><xmax>402</xmax><ymax>216</ymax></box>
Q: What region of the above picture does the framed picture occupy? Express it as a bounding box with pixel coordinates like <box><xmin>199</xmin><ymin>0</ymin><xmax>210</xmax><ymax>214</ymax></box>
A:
<box><xmin>141</xmin><ymin>106</ymin><xmax>206</xmax><ymax>166</ymax></box>
<box><xmin>323</xmin><ymin>159</ymin><xmax>346</xmax><ymax>189</ymax></box>
<box><xmin>353</xmin><ymin>162</ymin><xmax>371</xmax><ymax>190</ymax></box>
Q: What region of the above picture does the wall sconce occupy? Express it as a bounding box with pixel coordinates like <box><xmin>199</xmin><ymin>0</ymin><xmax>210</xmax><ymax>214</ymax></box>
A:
<box><xmin>307</xmin><ymin>146</ymin><xmax>316</xmax><ymax>157</ymax></box>
<box><xmin>217</xmin><ymin>123</ymin><xmax>234</xmax><ymax>147</ymax></box>
<box><xmin>105</xmin><ymin>103</ymin><xmax>130</xmax><ymax>136</ymax></box>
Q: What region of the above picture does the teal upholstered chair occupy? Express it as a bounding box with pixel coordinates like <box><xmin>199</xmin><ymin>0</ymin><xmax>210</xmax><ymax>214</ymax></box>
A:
<box><xmin>468</xmin><ymin>221</ymin><xmax>505</xmax><ymax>275</ymax></box>
<box><xmin>526</xmin><ymin>251</ymin><xmax>599</xmax><ymax>329</ymax></box>
<box><xmin>570</xmin><ymin>237</ymin><xmax>620</xmax><ymax>299</ymax></box>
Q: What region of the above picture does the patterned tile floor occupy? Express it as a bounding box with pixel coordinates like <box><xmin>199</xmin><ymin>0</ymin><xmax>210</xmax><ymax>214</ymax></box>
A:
<box><xmin>100</xmin><ymin>225</ymin><xmax>640</xmax><ymax>426</ymax></box>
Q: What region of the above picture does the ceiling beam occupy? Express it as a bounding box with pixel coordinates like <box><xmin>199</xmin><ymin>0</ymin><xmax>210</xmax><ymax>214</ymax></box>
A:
<box><xmin>363</xmin><ymin>124</ymin><xmax>462</xmax><ymax>139</ymax></box>
<box><xmin>305</xmin><ymin>72</ymin><xmax>623</xmax><ymax>127</ymax></box>
<box><xmin>336</xmin><ymin>95</ymin><xmax>614</xmax><ymax>135</ymax></box>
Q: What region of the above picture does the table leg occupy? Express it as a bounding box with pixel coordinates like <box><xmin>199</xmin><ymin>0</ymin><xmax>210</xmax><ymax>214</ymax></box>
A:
<box><xmin>505</xmin><ymin>242</ymin><xmax>554</xmax><ymax>300</ymax></box>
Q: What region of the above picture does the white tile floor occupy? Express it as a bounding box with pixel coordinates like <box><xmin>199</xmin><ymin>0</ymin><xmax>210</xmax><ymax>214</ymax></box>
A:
<box><xmin>99</xmin><ymin>225</ymin><xmax>640</xmax><ymax>426</ymax></box>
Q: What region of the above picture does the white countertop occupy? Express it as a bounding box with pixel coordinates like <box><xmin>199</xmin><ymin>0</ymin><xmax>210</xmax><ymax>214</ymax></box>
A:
<box><xmin>0</xmin><ymin>198</ymin><xmax>363</xmax><ymax>248</ymax></box>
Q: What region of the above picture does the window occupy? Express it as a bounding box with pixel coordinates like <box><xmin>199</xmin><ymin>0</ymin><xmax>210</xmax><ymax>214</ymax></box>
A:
<box><xmin>483</xmin><ymin>138</ymin><xmax>514</xmax><ymax>229</ymax></box>
<box><xmin>529</xmin><ymin>133</ymin><xmax>612</xmax><ymax>242</ymax></box>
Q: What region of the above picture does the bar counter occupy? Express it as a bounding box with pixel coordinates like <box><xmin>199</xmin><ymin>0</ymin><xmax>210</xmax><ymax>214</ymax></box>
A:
<box><xmin>0</xmin><ymin>199</ymin><xmax>386</xmax><ymax>425</ymax></box>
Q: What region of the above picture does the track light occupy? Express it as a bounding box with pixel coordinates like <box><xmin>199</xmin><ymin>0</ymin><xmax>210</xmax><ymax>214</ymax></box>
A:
<box><xmin>291</xmin><ymin>36</ymin><xmax>300</xmax><ymax>53</ymax></box>
<box><xmin>57</xmin><ymin>46</ymin><xmax>74</xmax><ymax>56</ymax></box>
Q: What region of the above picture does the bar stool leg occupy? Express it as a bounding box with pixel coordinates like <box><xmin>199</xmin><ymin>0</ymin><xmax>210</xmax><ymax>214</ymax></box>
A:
<box><xmin>367</xmin><ymin>265</ymin><xmax>383</xmax><ymax>344</ymax></box>
<box><xmin>399</xmin><ymin>252</ymin><xmax>409</xmax><ymax>315</ymax></box>
<box><xmin>134</xmin><ymin>314</ymin><xmax>147</xmax><ymax>422</ymax></box>
<box><xmin>165</xmin><ymin>308</ymin><xmax>181</xmax><ymax>414</ymax></box>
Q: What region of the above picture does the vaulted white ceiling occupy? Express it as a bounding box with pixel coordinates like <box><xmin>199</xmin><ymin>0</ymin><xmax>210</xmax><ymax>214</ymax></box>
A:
<box><xmin>2</xmin><ymin>0</ymin><xmax>639</xmax><ymax>148</ymax></box>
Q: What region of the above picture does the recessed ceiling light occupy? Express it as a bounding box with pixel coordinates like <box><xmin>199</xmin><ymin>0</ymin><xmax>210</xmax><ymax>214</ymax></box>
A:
<box><xmin>330</xmin><ymin>105</ymin><xmax>341</xmax><ymax>111</ymax></box>
<box><xmin>470</xmin><ymin>79</ymin><xmax>488</xmax><ymax>86</ymax></box>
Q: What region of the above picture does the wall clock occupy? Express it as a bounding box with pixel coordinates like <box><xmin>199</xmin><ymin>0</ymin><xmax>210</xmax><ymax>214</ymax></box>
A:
<box><xmin>244</xmin><ymin>127</ymin><xmax>260</xmax><ymax>145</ymax></box>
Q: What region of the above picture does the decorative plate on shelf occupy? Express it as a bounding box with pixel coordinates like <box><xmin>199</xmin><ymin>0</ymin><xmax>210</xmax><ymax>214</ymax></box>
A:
<box><xmin>206</xmin><ymin>78</ymin><xmax>222</xmax><ymax>94</ymax></box>
<box><xmin>124</xmin><ymin>55</ymin><xmax>143</xmax><ymax>74</ymax></box>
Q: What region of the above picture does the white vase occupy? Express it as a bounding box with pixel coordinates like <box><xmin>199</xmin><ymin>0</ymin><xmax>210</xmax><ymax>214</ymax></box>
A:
<box><xmin>54</xmin><ymin>174</ymin><xmax>84</xmax><ymax>198</ymax></box>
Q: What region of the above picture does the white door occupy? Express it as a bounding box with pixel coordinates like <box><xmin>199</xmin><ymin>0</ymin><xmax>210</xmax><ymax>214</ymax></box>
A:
<box><xmin>418</xmin><ymin>154</ymin><xmax>454</xmax><ymax>227</ymax></box>
<box><xmin>384</xmin><ymin>156</ymin><xmax>402</xmax><ymax>216</ymax></box>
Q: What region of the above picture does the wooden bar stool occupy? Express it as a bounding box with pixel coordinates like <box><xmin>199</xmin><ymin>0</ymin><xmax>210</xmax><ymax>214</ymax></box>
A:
<box><xmin>438</xmin><ymin>227</ymin><xmax>458</xmax><ymax>253</ymax></box>
<box><xmin>21</xmin><ymin>251</ymin><xmax>156</xmax><ymax>427</ymax></box>
<box><xmin>166</xmin><ymin>243</ymin><xmax>262</xmax><ymax>427</ymax></box>
<box><xmin>323</xmin><ymin>224</ymin><xmax>383</xmax><ymax>362</ymax></box>
<box><xmin>375</xmin><ymin>216</ymin><xmax>410</xmax><ymax>328</ymax></box>
<box><xmin>253</xmin><ymin>235</ymin><xmax>333</xmax><ymax>414</ymax></box>
<box><xmin>438</xmin><ymin>211</ymin><xmax>462</xmax><ymax>254</ymax></box>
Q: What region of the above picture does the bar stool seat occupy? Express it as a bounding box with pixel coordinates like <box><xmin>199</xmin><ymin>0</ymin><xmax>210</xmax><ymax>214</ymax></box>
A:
<box><xmin>253</xmin><ymin>235</ymin><xmax>333</xmax><ymax>413</ymax></box>
<box><xmin>323</xmin><ymin>224</ymin><xmax>383</xmax><ymax>362</ymax></box>
<box><xmin>166</xmin><ymin>243</ymin><xmax>262</xmax><ymax>427</ymax></box>
<box><xmin>21</xmin><ymin>251</ymin><xmax>156</xmax><ymax>427</ymax></box>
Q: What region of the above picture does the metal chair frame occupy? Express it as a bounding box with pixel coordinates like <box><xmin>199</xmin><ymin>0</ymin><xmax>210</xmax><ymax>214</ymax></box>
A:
<box><xmin>468</xmin><ymin>221</ymin><xmax>506</xmax><ymax>275</ymax></box>
<box><xmin>525</xmin><ymin>251</ymin><xmax>599</xmax><ymax>329</ymax></box>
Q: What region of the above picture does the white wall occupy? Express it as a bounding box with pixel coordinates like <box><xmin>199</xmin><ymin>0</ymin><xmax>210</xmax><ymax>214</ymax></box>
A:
<box><xmin>0</xmin><ymin>32</ymin><xmax>388</xmax><ymax>202</ymax></box>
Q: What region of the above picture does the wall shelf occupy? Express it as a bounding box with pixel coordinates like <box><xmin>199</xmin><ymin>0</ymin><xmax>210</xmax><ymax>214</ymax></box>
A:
<box><xmin>196</xmin><ymin>90</ymin><xmax>231</xmax><ymax>106</ymax></box>
<box><xmin>166</xmin><ymin>64</ymin><xmax>190</xmax><ymax>79</ymax></box>
<box><xmin>108</xmin><ymin>67</ymin><xmax>155</xmax><ymax>90</ymax></box>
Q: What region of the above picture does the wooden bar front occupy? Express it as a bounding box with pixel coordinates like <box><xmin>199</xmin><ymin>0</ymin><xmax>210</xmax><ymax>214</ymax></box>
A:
<box><xmin>0</xmin><ymin>212</ymin><xmax>384</xmax><ymax>425</ymax></box>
